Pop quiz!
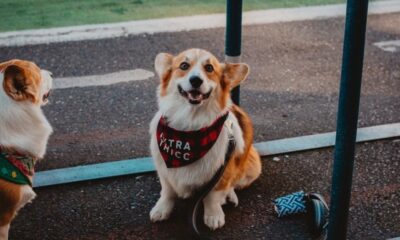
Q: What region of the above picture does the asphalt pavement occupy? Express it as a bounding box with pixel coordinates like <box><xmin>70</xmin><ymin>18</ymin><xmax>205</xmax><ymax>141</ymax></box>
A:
<box><xmin>0</xmin><ymin>12</ymin><xmax>399</xmax><ymax>240</ymax></box>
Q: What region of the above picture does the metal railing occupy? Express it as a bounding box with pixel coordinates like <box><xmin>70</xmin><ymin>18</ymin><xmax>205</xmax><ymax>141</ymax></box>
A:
<box><xmin>327</xmin><ymin>0</ymin><xmax>369</xmax><ymax>239</ymax></box>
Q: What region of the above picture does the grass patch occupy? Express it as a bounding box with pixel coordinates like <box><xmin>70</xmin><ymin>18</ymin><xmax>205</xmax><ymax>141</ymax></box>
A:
<box><xmin>0</xmin><ymin>0</ymin><xmax>349</xmax><ymax>32</ymax></box>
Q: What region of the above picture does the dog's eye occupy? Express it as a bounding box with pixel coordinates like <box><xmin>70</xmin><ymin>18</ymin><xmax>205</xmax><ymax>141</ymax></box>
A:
<box><xmin>179</xmin><ymin>62</ymin><xmax>190</xmax><ymax>71</ymax></box>
<box><xmin>204</xmin><ymin>64</ymin><xmax>214</xmax><ymax>73</ymax></box>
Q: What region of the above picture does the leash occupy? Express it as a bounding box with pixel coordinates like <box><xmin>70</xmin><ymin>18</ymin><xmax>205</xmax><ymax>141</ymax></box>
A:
<box><xmin>187</xmin><ymin>120</ymin><xmax>328</xmax><ymax>239</ymax></box>
<box><xmin>189</xmin><ymin>120</ymin><xmax>236</xmax><ymax>240</ymax></box>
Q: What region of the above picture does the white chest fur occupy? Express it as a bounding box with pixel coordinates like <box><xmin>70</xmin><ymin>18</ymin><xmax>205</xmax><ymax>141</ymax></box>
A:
<box><xmin>149</xmin><ymin>111</ymin><xmax>244</xmax><ymax>198</ymax></box>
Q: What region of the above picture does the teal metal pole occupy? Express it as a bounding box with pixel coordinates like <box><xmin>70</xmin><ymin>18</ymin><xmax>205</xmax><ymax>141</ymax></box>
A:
<box><xmin>327</xmin><ymin>0</ymin><xmax>369</xmax><ymax>239</ymax></box>
<box><xmin>225</xmin><ymin>0</ymin><xmax>242</xmax><ymax>105</ymax></box>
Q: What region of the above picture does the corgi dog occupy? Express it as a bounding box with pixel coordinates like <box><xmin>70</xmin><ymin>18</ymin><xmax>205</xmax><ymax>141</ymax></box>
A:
<box><xmin>149</xmin><ymin>49</ymin><xmax>261</xmax><ymax>230</ymax></box>
<box><xmin>0</xmin><ymin>60</ymin><xmax>53</xmax><ymax>240</ymax></box>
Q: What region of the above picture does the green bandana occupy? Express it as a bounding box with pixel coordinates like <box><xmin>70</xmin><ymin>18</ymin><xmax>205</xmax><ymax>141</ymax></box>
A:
<box><xmin>0</xmin><ymin>151</ymin><xmax>34</xmax><ymax>186</ymax></box>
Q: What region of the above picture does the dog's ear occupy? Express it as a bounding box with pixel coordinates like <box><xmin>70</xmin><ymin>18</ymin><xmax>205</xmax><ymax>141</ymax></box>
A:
<box><xmin>155</xmin><ymin>53</ymin><xmax>174</xmax><ymax>82</ymax></box>
<box><xmin>3</xmin><ymin>64</ymin><xmax>39</xmax><ymax>103</ymax></box>
<box><xmin>223</xmin><ymin>63</ymin><xmax>250</xmax><ymax>89</ymax></box>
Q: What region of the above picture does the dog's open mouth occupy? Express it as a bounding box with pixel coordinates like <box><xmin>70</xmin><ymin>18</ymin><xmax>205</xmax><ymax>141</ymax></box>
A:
<box><xmin>42</xmin><ymin>91</ymin><xmax>51</xmax><ymax>104</ymax></box>
<box><xmin>178</xmin><ymin>85</ymin><xmax>212</xmax><ymax>105</ymax></box>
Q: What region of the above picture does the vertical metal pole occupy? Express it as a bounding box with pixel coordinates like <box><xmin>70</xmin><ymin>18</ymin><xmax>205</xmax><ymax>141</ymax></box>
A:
<box><xmin>327</xmin><ymin>0</ymin><xmax>369</xmax><ymax>239</ymax></box>
<box><xmin>225</xmin><ymin>0</ymin><xmax>242</xmax><ymax>105</ymax></box>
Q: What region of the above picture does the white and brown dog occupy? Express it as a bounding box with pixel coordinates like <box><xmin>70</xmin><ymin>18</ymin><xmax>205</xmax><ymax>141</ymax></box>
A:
<box><xmin>149</xmin><ymin>49</ymin><xmax>261</xmax><ymax>230</ymax></box>
<box><xmin>0</xmin><ymin>60</ymin><xmax>53</xmax><ymax>240</ymax></box>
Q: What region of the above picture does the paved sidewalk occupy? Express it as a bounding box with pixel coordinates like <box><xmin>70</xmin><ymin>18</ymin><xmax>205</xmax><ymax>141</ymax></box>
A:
<box><xmin>0</xmin><ymin>11</ymin><xmax>398</xmax><ymax>240</ymax></box>
<box><xmin>10</xmin><ymin>140</ymin><xmax>400</xmax><ymax>240</ymax></box>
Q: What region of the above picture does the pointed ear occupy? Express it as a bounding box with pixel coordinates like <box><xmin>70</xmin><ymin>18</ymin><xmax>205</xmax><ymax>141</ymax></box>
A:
<box><xmin>223</xmin><ymin>63</ymin><xmax>250</xmax><ymax>89</ymax></box>
<box><xmin>155</xmin><ymin>53</ymin><xmax>173</xmax><ymax>81</ymax></box>
<box><xmin>3</xmin><ymin>65</ymin><xmax>39</xmax><ymax>103</ymax></box>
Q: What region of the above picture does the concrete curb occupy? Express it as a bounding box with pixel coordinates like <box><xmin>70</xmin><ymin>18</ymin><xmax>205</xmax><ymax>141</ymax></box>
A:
<box><xmin>33</xmin><ymin>123</ymin><xmax>400</xmax><ymax>187</ymax></box>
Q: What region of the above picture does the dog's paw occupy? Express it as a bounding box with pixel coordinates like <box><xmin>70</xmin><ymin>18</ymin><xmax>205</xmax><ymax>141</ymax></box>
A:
<box><xmin>204</xmin><ymin>210</ymin><xmax>225</xmax><ymax>230</ymax></box>
<box><xmin>150</xmin><ymin>199</ymin><xmax>174</xmax><ymax>222</ymax></box>
<box><xmin>227</xmin><ymin>190</ymin><xmax>239</xmax><ymax>207</ymax></box>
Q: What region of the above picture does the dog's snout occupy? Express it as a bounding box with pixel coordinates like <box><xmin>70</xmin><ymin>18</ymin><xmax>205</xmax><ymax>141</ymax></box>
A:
<box><xmin>189</xmin><ymin>76</ymin><xmax>203</xmax><ymax>88</ymax></box>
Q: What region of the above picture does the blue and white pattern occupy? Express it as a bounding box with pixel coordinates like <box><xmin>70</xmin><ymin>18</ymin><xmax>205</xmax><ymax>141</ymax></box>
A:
<box><xmin>274</xmin><ymin>191</ymin><xmax>307</xmax><ymax>217</ymax></box>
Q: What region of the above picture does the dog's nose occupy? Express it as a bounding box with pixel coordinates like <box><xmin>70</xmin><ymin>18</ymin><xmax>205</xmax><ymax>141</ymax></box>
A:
<box><xmin>189</xmin><ymin>76</ymin><xmax>203</xmax><ymax>88</ymax></box>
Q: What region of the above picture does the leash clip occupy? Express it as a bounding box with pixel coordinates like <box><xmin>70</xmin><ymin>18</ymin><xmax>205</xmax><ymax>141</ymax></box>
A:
<box><xmin>224</xmin><ymin>120</ymin><xmax>235</xmax><ymax>141</ymax></box>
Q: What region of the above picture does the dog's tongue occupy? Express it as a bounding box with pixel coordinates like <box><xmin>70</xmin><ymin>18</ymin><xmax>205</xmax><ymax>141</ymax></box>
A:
<box><xmin>188</xmin><ymin>90</ymin><xmax>202</xmax><ymax>101</ymax></box>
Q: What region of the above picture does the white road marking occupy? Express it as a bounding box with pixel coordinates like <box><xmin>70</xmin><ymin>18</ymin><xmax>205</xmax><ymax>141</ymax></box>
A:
<box><xmin>373</xmin><ymin>40</ymin><xmax>400</xmax><ymax>52</ymax></box>
<box><xmin>53</xmin><ymin>69</ymin><xmax>154</xmax><ymax>89</ymax></box>
<box><xmin>1</xmin><ymin>0</ymin><xmax>400</xmax><ymax>47</ymax></box>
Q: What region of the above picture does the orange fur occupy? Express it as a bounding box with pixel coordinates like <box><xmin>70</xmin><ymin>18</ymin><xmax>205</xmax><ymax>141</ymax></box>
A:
<box><xmin>0</xmin><ymin>180</ymin><xmax>22</xmax><ymax>227</ymax></box>
<box><xmin>215</xmin><ymin>105</ymin><xmax>261</xmax><ymax>191</ymax></box>
<box><xmin>1</xmin><ymin>59</ymin><xmax>42</xmax><ymax>104</ymax></box>
<box><xmin>155</xmin><ymin>49</ymin><xmax>260</xmax><ymax>191</ymax></box>
<box><xmin>0</xmin><ymin>59</ymin><xmax>51</xmax><ymax>238</ymax></box>
<box><xmin>0</xmin><ymin>60</ymin><xmax>39</xmax><ymax>229</ymax></box>
<box><xmin>151</xmin><ymin>49</ymin><xmax>261</xmax><ymax>229</ymax></box>
<box><xmin>157</xmin><ymin>49</ymin><xmax>248</xmax><ymax>110</ymax></box>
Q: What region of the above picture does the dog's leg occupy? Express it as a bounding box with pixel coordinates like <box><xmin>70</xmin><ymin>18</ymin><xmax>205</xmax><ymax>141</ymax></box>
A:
<box><xmin>0</xmin><ymin>224</ymin><xmax>10</xmax><ymax>240</ymax></box>
<box><xmin>18</xmin><ymin>186</ymin><xmax>36</xmax><ymax>211</ymax></box>
<box><xmin>235</xmin><ymin>146</ymin><xmax>261</xmax><ymax>189</ymax></box>
<box><xmin>203</xmin><ymin>189</ymin><xmax>229</xmax><ymax>230</ymax></box>
<box><xmin>226</xmin><ymin>188</ymin><xmax>238</xmax><ymax>207</ymax></box>
<box><xmin>150</xmin><ymin>176</ymin><xmax>176</xmax><ymax>222</ymax></box>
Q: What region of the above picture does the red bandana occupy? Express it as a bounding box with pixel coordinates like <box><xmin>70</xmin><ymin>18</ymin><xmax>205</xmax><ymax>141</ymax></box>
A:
<box><xmin>156</xmin><ymin>112</ymin><xmax>229</xmax><ymax>168</ymax></box>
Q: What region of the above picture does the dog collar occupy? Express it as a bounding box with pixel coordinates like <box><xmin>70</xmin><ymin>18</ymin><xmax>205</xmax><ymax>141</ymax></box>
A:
<box><xmin>156</xmin><ymin>112</ymin><xmax>229</xmax><ymax>168</ymax></box>
<box><xmin>0</xmin><ymin>147</ymin><xmax>35</xmax><ymax>186</ymax></box>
